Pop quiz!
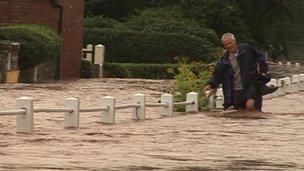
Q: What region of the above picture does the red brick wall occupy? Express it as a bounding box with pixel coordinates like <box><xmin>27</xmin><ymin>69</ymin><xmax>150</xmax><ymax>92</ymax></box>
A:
<box><xmin>58</xmin><ymin>0</ymin><xmax>84</xmax><ymax>78</ymax></box>
<box><xmin>0</xmin><ymin>0</ymin><xmax>84</xmax><ymax>79</ymax></box>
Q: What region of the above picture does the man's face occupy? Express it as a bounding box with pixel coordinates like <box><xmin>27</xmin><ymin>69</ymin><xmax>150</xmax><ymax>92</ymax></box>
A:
<box><xmin>222</xmin><ymin>37</ymin><xmax>238</xmax><ymax>53</ymax></box>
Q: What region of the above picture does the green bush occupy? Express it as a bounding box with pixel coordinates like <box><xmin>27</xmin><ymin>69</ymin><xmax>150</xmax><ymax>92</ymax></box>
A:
<box><xmin>0</xmin><ymin>24</ymin><xmax>61</xmax><ymax>70</ymax></box>
<box><xmin>84</xmin><ymin>28</ymin><xmax>215</xmax><ymax>63</ymax></box>
<box><xmin>85</xmin><ymin>15</ymin><xmax>126</xmax><ymax>30</ymax></box>
<box><xmin>168</xmin><ymin>58</ymin><xmax>212</xmax><ymax>111</ymax></box>
<box><xmin>0</xmin><ymin>50</ymin><xmax>8</xmax><ymax>83</ymax></box>
<box><xmin>104</xmin><ymin>63</ymin><xmax>178</xmax><ymax>79</ymax></box>
<box><xmin>80</xmin><ymin>60</ymin><xmax>93</xmax><ymax>78</ymax></box>
<box><xmin>125</xmin><ymin>7</ymin><xmax>220</xmax><ymax>46</ymax></box>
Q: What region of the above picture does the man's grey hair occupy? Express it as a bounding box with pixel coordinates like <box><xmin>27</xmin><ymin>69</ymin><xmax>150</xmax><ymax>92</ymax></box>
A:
<box><xmin>221</xmin><ymin>33</ymin><xmax>235</xmax><ymax>41</ymax></box>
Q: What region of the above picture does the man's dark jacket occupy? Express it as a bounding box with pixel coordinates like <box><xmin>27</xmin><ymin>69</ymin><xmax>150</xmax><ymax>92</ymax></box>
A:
<box><xmin>208</xmin><ymin>43</ymin><xmax>268</xmax><ymax>109</ymax></box>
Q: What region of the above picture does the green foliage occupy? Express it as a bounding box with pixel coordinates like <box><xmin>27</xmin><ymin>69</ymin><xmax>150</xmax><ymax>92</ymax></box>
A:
<box><xmin>179</xmin><ymin>0</ymin><xmax>254</xmax><ymax>44</ymax></box>
<box><xmin>84</xmin><ymin>15</ymin><xmax>126</xmax><ymax>30</ymax></box>
<box><xmin>84</xmin><ymin>28</ymin><xmax>215</xmax><ymax>63</ymax></box>
<box><xmin>85</xmin><ymin>0</ymin><xmax>179</xmax><ymax>19</ymax></box>
<box><xmin>0</xmin><ymin>50</ymin><xmax>8</xmax><ymax>83</ymax></box>
<box><xmin>268</xmin><ymin>44</ymin><xmax>285</xmax><ymax>61</ymax></box>
<box><xmin>104</xmin><ymin>63</ymin><xmax>178</xmax><ymax>79</ymax></box>
<box><xmin>0</xmin><ymin>24</ymin><xmax>61</xmax><ymax>70</ymax></box>
<box><xmin>84</xmin><ymin>0</ymin><xmax>303</xmax><ymax>60</ymax></box>
<box><xmin>80</xmin><ymin>60</ymin><xmax>93</xmax><ymax>78</ymax></box>
<box><xmin>168</xmin><ymin>58</ymin><xmax>212</xmax><ymax>111</ymax></box>
<box><xmin>125</xmin><ymin>7</ymin><xmax>220</xmax><ymax>46</ymax></box>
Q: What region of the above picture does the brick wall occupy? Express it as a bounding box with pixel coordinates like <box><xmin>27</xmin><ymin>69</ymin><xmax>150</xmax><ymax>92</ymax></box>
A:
<box><xmin>58</xmin><ymin>0</ymin><xmax>84</xmax><ymax>78</ymax></box>
<box><xmin>0</xmin><ymin>0</ymin><xmax>84</xmax><ymax>79</ymax></box>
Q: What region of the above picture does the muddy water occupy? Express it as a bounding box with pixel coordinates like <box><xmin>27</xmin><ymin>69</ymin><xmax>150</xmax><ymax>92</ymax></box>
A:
<box><xmin>0</xmin><ymin>79</ymin><xmax>304</xmax><ymax>170</ymax></box>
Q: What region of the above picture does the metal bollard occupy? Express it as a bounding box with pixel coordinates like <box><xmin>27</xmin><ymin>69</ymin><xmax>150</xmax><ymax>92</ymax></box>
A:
<box><xmin>215</xmin><ymin>88</ymin><xmax>224</xmax><ymax>109</ymax></box>
<box><xmin>291</xmin><ymin>75</ymin><xmax>299</xmax><ymax>93</ymax></box>
<box><xmin>64</xmin><ymin>98</ymin><xmax>79</xmax><ymax>128</ymax></box>
<box><xmin>16</xmin><ymin>97</ymin><xmax>34</xmax><ymax>133</ymax></box>
<box><xmin>270</xmin><ymin>79</ymin><xmax>278</xmax><ymax>98</ymax></box>
<box><xmin>205</xmin><ymin>90</ymin><xmax>215</xmax><ymax>109</ymax></box>
<box><xmin>299</xmin><ymin>74</ymin><xmax>304</xmax><ymax>91</ymax></box>
<box><xmin>277</xmin><ymin>78</ymin><xmax>286</xmax><ymax>96</ymax></box>
<box><xmin>101</xmin><ymin>96</ymin><xmax>115</xmax><ymax>124</ymax></box>
<box><xmin>284</xmin><ymin>77</ymin><xmax>292</xmax><ymax>94</ymax></box>
<box><xmin>160</xmin><ymin>94</ymin><xmax>173</xmax><ymax>116</ymax></box>
<box><xmin>133</xmin><ymin>94</ymin><xmax>146</xmax><ymax>120</ymax></box>
<box><xmin>186</xmin><ymin>92</ymin><xmax>198</xmax><ymax>112</ymax></box>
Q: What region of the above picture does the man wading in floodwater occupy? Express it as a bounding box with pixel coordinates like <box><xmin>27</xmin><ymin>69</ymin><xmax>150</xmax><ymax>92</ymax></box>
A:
<box><xmin>204</xmin><ymin>33</ymin><xmax>278</xmax><ymax>111</ymax></box>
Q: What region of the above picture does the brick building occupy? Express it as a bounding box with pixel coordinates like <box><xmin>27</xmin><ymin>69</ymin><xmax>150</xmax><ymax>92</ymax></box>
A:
<box><xmin>0</xmin><ymin>0</ymin><xmax>84</xmax><ymax>79</ymax></box>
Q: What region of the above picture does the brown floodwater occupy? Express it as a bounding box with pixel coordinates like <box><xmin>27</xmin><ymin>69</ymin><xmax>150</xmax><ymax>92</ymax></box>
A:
<box><xmin>0</xmin><ymin>79</ymin><xmax>303</xmax><ymax>170</ymax></box>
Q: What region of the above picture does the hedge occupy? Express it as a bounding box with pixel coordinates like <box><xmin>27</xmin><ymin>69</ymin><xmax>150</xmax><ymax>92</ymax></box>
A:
<box><xmin>0</xmin><ymin>24</ymin><xmax>61</xmax><ymax>70</ymax></box>
<box><xmin>103</xmin><ymin>63</ymin><xmax>179</xmax><ymax>79</ymax></box>
<box><xmin>84</xmin><ymin>28</ymin><xmax>214</xmax><ymax>64</ymax></box>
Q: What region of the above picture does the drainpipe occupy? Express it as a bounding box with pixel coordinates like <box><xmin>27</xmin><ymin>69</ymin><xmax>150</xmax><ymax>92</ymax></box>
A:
<box><xmin>51</xmin><ymin>0</ymin><xmax>63</xmax><ymax>79</ymax></box>
<box><xmin>51</xmin><ymin>0</ymin><xmax>63</xmax><ymax>35</ymax></box>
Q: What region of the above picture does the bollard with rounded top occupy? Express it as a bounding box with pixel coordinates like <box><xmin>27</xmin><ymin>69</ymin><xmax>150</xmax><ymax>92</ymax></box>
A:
<box><xmin>186</xmin><ymin>92</ymin><xmax>198</xmax><ymax>112</ymax></box>
<box><xmin>64</xmin><ymin>98</ymin><xmax>79</xmax><ymax>128</ymax></box>
<box><xmin>286</xmin><ymin>61</ymin><xmax>291</xmax><ymax>67</ymax></box>
<box><xmin>278</xmin><ymin>62</ymin><xmax>283</xmax><ymax>66</ymax></box>
<box><xmin>16</xmin><ymin>97</ymin><xmax>34</xmax><ymax>133</ymax></box>
<box><xmin>133</xmin><ymin>94</ymin><xmax>146</xmax><ymax>120</ymax></box>
<box><xmin>160</xmin><ymin>94</ymin><xmax>173</xmax><ymax>116</ymax></box>
<box><xmin>295</xmin><ymin>63</ymin><xmax>300</xmax><ymax>67</ymax></box>
<box><xmin>94</xmin><ymin>44</ymin><xmax>105</xmax><ymax>78</ymax></box>
<box><xmin>215</xmin><ymin>88</ymin><xmax>224</xmax><ymax>108</ymax></box>
<box><xmin>291</xmin><ymin>75</ymin><xmax>299</xmax><ymax>93</ymax></box>
<box><xmin>101</xmin><ymin>96</ymin><xmax>115</xmax><ymax>124</ymax></box>
<box><xmin>299</xmin><ymin>74</ymin><xmax>304</xmax><ymax>91</ymax></box>
<box><xmin>277</xmin><ymin>78</ymin><xmax>286</xmax><ymax>96</ymax></box>
<box><xmin>94</xmin><ymin>44</ymin><xmax>105</xmax><ymax>64</ymax></box>
<box><xmin>284</xmin><ymin>77</ymin><xmax>292</xmax><ymax>94</ymax></box>
<box><xmin>270</xmin><ymin>79</ymin><xmax>278</xmax><ymax>97</ymax></box>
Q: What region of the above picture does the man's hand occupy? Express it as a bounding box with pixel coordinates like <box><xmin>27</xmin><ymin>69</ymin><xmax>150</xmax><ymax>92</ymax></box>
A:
<box><xmin>258</xmin><ymin>62</ymin><xmax>268</xmax><ymax>74</ymax></box>
<box><xmin>203</xmin><ymin>85</ymin><xmax>212</xmax><ymax>92</ymax></box>
<box><xmin>203</xmin><ymin>85</ymin><xmax>216</xmax><ymax>100</ymax></box>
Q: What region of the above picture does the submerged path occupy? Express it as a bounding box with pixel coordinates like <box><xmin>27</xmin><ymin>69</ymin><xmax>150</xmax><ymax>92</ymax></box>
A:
<box><xmin>0</xmin><ymin>79</ymin><xmax>303</xmax><ymax>170</ymax></box>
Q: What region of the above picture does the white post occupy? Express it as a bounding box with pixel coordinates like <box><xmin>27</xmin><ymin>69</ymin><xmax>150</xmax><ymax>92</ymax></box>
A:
<box><xmin>205</xmin><ymin>90</ymin><xmax>215</xmax><ymax>109</ymax></box>
<box><xmin>101</xmin><ymin>96</ymin><xmax>115</xmax><ymax>124</ymax></box>
<box><xmin>215</xmin><ymin>88</ymin><xmax>224</xmax><ymax>108</ymax></box>
<box><xmin>299</xmin><ymin>74</ymin><xmax>304</xmax><ymax>91</ymax></box>
<box><xmin>291</xmin><ymin>75</ymin><xmax>299</xmax><ymax>93</ymax></box>
<box><xmin>295</xmin><ymin>63</ymin><xmax>300</xmax><ymax>67</ymax></box>
<box><xmin>284</xmin><ymin>77</ymin><xmax>292</xmax><ymax>94</ymax></box>
<box><xmin>160</xmin><ymin>94</ymin><xmax>173</xmax><ymax>116</ymax></box>
<box><xmin>286</xmin><ymin>61</ymin><xmax>291</xmax><ymax>67</ymax></box>
<box><xmin>277</xmin><ymin>78</ymin><xmax>286</xmax><ymax>96</ymax></box>
<box><xmin>86</xmin><ymin>44</ymin><xmax>93</xmax><ymax>63</ymax></box>
<box><xmin>94</xmin><ymin>44</ymin><xmax>105</xmax><ymax>78</ymax></box>
<box><xmin>64</xmin><ymin>98</ymin><xmax>79</xmax><ymax>128</ymax></box>
<box><xmin>33</xmin><ymin>66</ymin><xmax>38</xmax><ymax>83</ymax></box>
<box><xmin>278</xmin><ymin>62</ymin><xmax>283</xmax><ymax>66</ymax></box>
<box><xmin>186</xmin><ymin>92</ymin><xmax>198</xmax><ymax>112</ymax></box>
<box><xmin>264</xmin><ymin>81</ymin><xmax>272</xmax><ymax>99</ymax></box>
<box><xmin>16</xmin><ymin>97</ymin><xmax>34</xmax><ymax>133</ymax></box>
<box><xmin>270</xmin><ymin>79</ymin><xmax>278</xmax><ymax>98</ymax></box>
<box><xmin>94</xmin><ymin>44</ymin><xmax>105</xmax><ymax>64</ymax></box>
<box><xmin>99</xmin><ymin>64</ymin><xmax>103</xmax><ymax>78</ymax></box>
<box><xmin>133</xmin><ymin>94</ymin><xmax>146</xmax><ymax>120</ymax></box>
